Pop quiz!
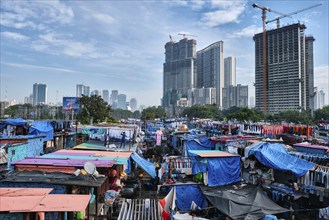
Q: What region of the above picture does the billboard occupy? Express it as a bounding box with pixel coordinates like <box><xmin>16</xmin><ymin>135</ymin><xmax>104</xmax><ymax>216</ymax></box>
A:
<box><xmin>63</xmin><ymin>97</ymin><xmax>80</xmax><ymax>112</ymax></box>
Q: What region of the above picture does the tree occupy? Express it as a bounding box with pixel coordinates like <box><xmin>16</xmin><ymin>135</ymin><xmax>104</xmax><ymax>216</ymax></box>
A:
<box><xmin>314</xmin><ymin>106</ymin><xmax>329</xmax><ymax>122</ymax></box>
<box><xmin>181</xmin><ymin>105</ymin><xmax>221</xmax><ymax>119</ymax></box>
<box><xmin>77</xmin><ymin>95</ymin><xmax>111</xmax><ymax>125</ymax></box>
<box><xmin>278</xmin><ymin>110</ymin><xmax>312</xmax><ymax>124</ymax></box>
<box><xmin>141</xmin><ymin>106</ymin><xmax>166</xmax><ymax>120</ymax></box>
<box><xmin>111</xmin><ymin>109</ymin><xmax>133</xmax><ymax>120</ymax></box>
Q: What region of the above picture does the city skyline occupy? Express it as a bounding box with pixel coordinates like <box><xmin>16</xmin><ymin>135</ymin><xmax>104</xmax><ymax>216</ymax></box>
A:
<box><xmin>1</xmin><ymin>1</ymin><xmax>328</xmax><ymax>107</ymax></box>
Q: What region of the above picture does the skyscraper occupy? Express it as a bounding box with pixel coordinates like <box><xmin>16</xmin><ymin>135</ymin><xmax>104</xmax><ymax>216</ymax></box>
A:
<box><xmin>224</xmin><ymin>57</ymin><xmax>236</xmax><ymax>87</ymax></box>
<box><xmin>111</xmin><ymin>90</ymin><xmax>119</xmax><ymax>109</ymax></box>
<box><xmin>129</xmin><ymin>98</ymin><xmax>137</xmax><ymax>112</ymax></box>
<box><xmin>76</xmin><ymin>84</ymin><xmax>90</xmax><ymax>97</ymax></box>
<box><xmin>118</xmin><ymin>94</ymin><xmax>127</xmax><ymax>110</ymax></box>
<box><xmin>163</xmin><ymin>38</ymin><xmax>197</xmax><ymax>113</ymax></box>
<box><xmin>254</xmin><ymin>23</ymin><xmax>314</xmax><ymax>114</ymax></box>
<box><xmin>102</xmin><ymin>90</ymin><xmax>109</xmax><ymax>104</ymax></box>
<box><xmin>318</xmin><ymin>89</ymin><xmax>326</xmax><ymax>109</ymax></box>
<box><xmin>222</xmin><ymin>84</ymin><xmax>248</xmax><ymax>109</ymax></box>
<box><xmin>196</xmin><ymin>41</ymin><xmax>224</xmax><ymax>107</ymax></box>
<box><xmin>32</xmin><ymin>83</ymin><xmax>47</xmax><ymax>106</ymax></box>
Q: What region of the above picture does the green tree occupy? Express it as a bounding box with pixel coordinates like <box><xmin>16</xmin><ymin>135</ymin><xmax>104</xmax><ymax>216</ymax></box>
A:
<box><xmin>77</xmin><ymin>95</ymin><xmax>111</xmax><ymax>125</ymax></box>
<box><xmin>181</xmin><ymin>105</ymin><xmax>221</xmax><ymax>119</ymax></box>
<box><xmin>141</xmin><ymin>106</ymin><xmax>166</xmax><ymax>120</ymax></box>
<box><xmin>133</xmin><ymin>110</ymin><xmax>141</xmax><ymax>119</ymax></box>
<box><xmin>111</xmin><ymin>109</ymin><xmax>133</xmax><ymax>120</ymax></box>
<box><xmin>226</xmin><ymin>108</ymin><xmax>260</xmax><ymax>122</ymax></box>
<box><xmin>278</xmin><ymin>110</ymin><xmax>312</xmax><ymax>124</ymax></box>
<box><xmin>314</xmin><ymin>106</ymin><xmax>329</xmax><ymax>122</ymax></box>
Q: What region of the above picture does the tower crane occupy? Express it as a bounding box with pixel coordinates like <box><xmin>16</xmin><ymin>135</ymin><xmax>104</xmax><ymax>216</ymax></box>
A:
<box><xmin>266</xmin><ymin>3</ymin><xmax>322</xmax><ymax>28</ymax></box>
<box><xmin>252</xmin><ymin>3</ymin><xmax>290</xmax><ymax>113</ymax></box>
<box><xmin>178</xmin><ymin>33</ymin><xmax>198</xmax><ymax>39</ymax></box>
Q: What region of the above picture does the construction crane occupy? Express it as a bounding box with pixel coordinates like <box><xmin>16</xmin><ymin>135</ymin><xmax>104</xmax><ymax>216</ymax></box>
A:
<box><xmin>178</xmin><ymin>33</ymin><xmax>198</xmax><ymax>39</ymax></box>
<box><xmin>252</xmin><ymin>3</ymin><xmax>290</xmax><ymax>113</ymax></box>
<box><xmin>266</xmin><ymin>3</ymin><xmax>322</xmax><ymax>28</ymax></box>
<box><xmin>169</xmin><ymin>35</ymin><xmax>173</xmax><ymax>42</ymax></box>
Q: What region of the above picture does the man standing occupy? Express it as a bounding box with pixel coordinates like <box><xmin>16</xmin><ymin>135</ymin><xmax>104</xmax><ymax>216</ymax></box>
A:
<box><xmin>120</xmin><ymin>131</ymin><xmax>127</xmax><ymax>148</ymax></box>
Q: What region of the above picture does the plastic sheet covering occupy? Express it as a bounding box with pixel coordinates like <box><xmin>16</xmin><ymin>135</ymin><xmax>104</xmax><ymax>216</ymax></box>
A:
<box><xmin>207</xmin><ymin>157</ymin><xmax>240</xmax><ymax>187</ymax></box>
<box><xmin>130</xmin><ymin>152</ymin><xmax>156</xmax><ymax>178</ymax></box>
<box><xmin>175</xmin><ymin>185</ymin><xmax>207</xmax><ymax>211</ymax></box>
<box><xmin>0</xmin><ymin>118</ymin><xmax>27</xmax><ymax>131</ymax></box>
<box><xmin>203</xmin><ymin>186</ymin><xmax>289</xmax><ymax>220</ymax></box>
<box><xmin>191</xmin><ymin>157</ymin><xmax>207</xmax><ymax>175</ymax></box>
<box><xmin>184</xmin><ymin>139</ymin><xmax>214</xmax><ymax>157</ymax></box>
<box><xmin>28</xmin><ymin>121</ymin><xmax>54</xmax><ymax>141</ymax></box>
<box><xmin>248</xmin><ymin>142</ymin><xmax>315</xmax><ymax>177</ymax></box>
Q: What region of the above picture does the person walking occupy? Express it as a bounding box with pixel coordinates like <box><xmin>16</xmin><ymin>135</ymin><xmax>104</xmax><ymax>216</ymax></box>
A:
<box><xmin>120</xmin><ymin>131</ymin><xmax>127</xmax><ymax>148</ymax></box>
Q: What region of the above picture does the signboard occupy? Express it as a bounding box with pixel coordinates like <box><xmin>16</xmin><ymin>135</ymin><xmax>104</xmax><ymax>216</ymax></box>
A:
<box><xmin>63</xmin><ymin>97</ymin><xmax>80</xmax><ymax>112</ymax></box>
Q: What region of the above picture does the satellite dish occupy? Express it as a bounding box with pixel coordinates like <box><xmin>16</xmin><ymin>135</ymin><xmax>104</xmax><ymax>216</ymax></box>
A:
<box><xmin>84</xmin><ymin>162</ymin><xmax>96</xmax><ymax>175</ymax></box>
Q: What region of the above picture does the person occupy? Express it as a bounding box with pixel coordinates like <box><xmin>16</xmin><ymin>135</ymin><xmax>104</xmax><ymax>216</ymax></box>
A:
<box><xmin>108</xmin><ymin>169</ymin><xmax>121</xmax><ymax>192</ymax></box>
<box><xmin>120</xmin><ymin>131</ymin><xmax>127</xmax><ymax>148</ymax></box>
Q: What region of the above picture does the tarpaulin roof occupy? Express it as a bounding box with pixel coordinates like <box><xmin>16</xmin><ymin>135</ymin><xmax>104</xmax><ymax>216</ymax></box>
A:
<box><xmin>184</xmin><ymin>138</ymin><xmax>214</xmax><ymax>157</ymax></box>
<box><xmin>175</xmin><ymin>184</ymin><xmax>208</xmax><ymax>211</ymax></box>
<box><xmin>41</xmin><ymin>149</ymin><xmax>131</xmax><ymax>165</ymax></box>
<box><xmin>0</xmin><ymin>118</ymin><xmax>28</xmax><ymax>131</ymax></box>
<box><xmin>0</xmin><ymin>188</ymin><xmax>90</xmax><ymax>212</ymax></box>
<box><xmin>28</xmin><ymin>121</ymin><xmax>54</xmax><ymax>141</ymax></box>
<box><xmin>131</xmin><ymin>152</ymin><xmax>156</xmax><ymax>178</ymax></box>
<box><xmin>203</xmin><ymin>185</ymin><xmax>289</xmax><ymax>220</ymax></box>
<box><xmin>12</xmin><ymin>157</ymin><xmax>115</xmax><ymax>168</ymax></box>
<box><xmin>247</xmin><ymin>142</ymin><xmax>315</xmax><ymax>177</ymax></box>
<box><xmin>188</xmin><ymin>150</ymin><xmax>240</xmax><ymax>186</ymax></box>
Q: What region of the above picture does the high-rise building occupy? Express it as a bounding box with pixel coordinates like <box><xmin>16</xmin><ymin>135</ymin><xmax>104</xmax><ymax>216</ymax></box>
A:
<box><xmin>162</xmin><ymin>38</ymin><xmax>197</xmax><ymax>113</ymax></box>
<box><xmin>187</xmin><ymin>88</ymin><xmax>216</xmax><ymax>106</ymax></box>
<box><xmin>118</xmin><ymin>94</ymin><xmax>127</xmax><ymax>110</ymax></box>
<box><xmin>224</xmin><ymin>57</ymin><xmax>236</xmax><ymax>87</ymax></box>
<box><xmin>196</xmin><ymin>41</ymin><xmax>224</xmax><ymax>108</ymax></box>
<box><xmin>102</xmin><ymin>90</ymin><xmax>109</xmax><ymax>104</ymax></box>
<box><xmin>222</xmin><ymin>84</ymin><xmax>248</xmax><ymax>109</ymax></box>
<box><xmin>254</xmin><ymin>23</ymin><xmax>314</xmax><ymax>114</ymax></box>
<box><xmin>91</xmin><ymin>90</ymin><xmax>100</xmax><ymax>96</ymax></box>
<box><xmin>318</xmin><ymin>89</ymin><xmax>325</xmax><ymax>109</ymax></box>
<box><xmin>32</xmin><ymin>83</ymin><xmax>47</xmax><ymax>106</ymax></box>
<box><xmin>76</xmin><ymin>84</ymin><xmax>90</xmax><ymax>97</ymax></box>
<box><xmin>111</xmin><ymin>90</ymin><xmax>119</xmax><ymax>109</ymax></box>
<box><xmin>129</xmin><ymin>98</ymin><xmax>137</xmax><ymax>112</ymax></box>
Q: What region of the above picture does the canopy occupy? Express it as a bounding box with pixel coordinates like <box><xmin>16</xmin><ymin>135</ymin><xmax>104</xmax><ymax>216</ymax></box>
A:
<box><xmin>203</xmin><ymin>185</ymin><xmax>289</xmax><ymax>220</ymax></box>
<box><xmin>131</xmin><ymin>152</ymin><xmax>156</xmax><ymax>178</ymax></box>
<box><xmin>0</xmin><ymin>118</ymin><xmax>28</xmax><ymax>130</ymax></box>
<box><xmin>28</xmin><ymin>121</ymin><xmax>54</xmax><ymax>141</ymax></box>
<box><xmin>247</xmin><ymin>142</ymin><xmax>315</xmax><ymax>177</ymax></box>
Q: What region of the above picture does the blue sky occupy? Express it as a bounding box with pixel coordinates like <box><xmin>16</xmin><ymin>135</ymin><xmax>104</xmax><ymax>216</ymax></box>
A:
<box><xmin>1</xmin><ymin>0</ymin><xmax>328</xmax><ymax>107</ymax></box>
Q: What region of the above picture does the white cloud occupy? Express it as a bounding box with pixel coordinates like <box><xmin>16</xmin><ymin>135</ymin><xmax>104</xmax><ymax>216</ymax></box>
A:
<box><xmin>0</xmin><ymin>0</ymin><xmax>73</xmax><ymax>30</ymax></box>
<box><xmin>31</xmin><ymin>33</ymin><xmax>101</xmax><ymax>59</ymax></box>
<box><xmin>233</xmin><ymin>24</ymin><xmax>262</xmax><ymax>37</ymax></box>
<box><xmin>92</xmin><ymin>12</ymin><xmax>116</xmax><ymax>25</ymax></box>
<box><xmin>314</xmin><ymin>65</ymin><xmax>329</xmax><ymax>90</ymax></box>
<box><xmin>1</xmin><ymin>31</ymin><xmax>29</xmax><ymax>41</ymax></box>
<box><xmin>200</xmin><ymin>1</ymin><xmax>247</xmax><ymax>27</ymax></box>
<box><xmin>2</xmin><ymin>62</ymin><xmax>79</xmax><ymax>73</ymax></box>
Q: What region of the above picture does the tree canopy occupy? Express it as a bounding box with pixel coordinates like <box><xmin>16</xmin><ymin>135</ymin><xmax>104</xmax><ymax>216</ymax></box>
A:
<box><xmin>180</xmin><ymin>105</ymin><xmax>221</xmax><ymax>119</ymax></box>
<box><xmin>141</xmin><ymin>106</ymin><xmax>166</xmax><ymax>120</ymax></box>
<box><xmin>76</xmin><ymin>95</ymin><xmax>111</xmax><ymax>124</ymax></box>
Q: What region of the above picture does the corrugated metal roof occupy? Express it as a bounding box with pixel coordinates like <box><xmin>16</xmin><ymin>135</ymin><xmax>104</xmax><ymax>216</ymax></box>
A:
<box><xmin>188</xmin><ymin>150</ymin><xmax>239</xmax><ymax>157</ymax></box>
<box><xmin>0</xmin><ymin>188</ymin><xmax>53</xmax><ymax>196</ymax></box>
<box><xmin>0</xmin><ymin>171</ymin><xmax>107</xmax><ymax>187</ymax></box>
<box><xmin>0</xmin><ymin>188</ymin><xmax>90</xmax><ymax>212</ymax></box>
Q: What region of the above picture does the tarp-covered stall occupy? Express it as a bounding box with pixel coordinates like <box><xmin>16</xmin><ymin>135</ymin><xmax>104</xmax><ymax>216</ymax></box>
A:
<box><xmin>203</xmin><ymin>184</ymin><xmax>289</xmax><ymax>220</ymax></box>
<box><xmin>188</xmin><ymin>150</ymin><xmax>241</xmax><ymax>187</ymax></box>
<box><xmin>246</xmin><ymin>142</ymin><xmax>315</xmax><ymax>177</ymax></box>
<box><xmin>28</xmin><ymin>121</ymin><xmax>54</xmax><ymax>141</ymax></box>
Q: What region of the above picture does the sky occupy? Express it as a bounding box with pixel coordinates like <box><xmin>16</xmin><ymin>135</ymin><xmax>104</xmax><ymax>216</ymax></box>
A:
<box><xmin>1</xmin><ymin>0</ymin><xmax>328</xmax><ymax>108</ymax></box>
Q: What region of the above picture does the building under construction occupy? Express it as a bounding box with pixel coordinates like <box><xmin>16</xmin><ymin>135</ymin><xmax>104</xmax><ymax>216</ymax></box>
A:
<box><xmin>254</xmin><ymin>23</ymin><xmax>315</xmax><ymax>114</ymax></box>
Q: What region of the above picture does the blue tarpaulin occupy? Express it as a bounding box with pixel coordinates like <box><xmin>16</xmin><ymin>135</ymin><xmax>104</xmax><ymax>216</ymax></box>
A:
<box><xmin>0</xmin><ymin>118</ymin><xmax>28</xmax><ymax>131</ymax></box>
<box><xmin>131</xmin><ymin>152</ymin><xmax>156</xmax><ymax>178</ymax></box>
<box><xmin>184</xmin><ymin>138</ymin><xmax>214</xmax><ymax>157</ymax></box>
<box><xmin>248</xmin><ymin>142</ymin><xmax>315</xmax><ymax>177</ymax></box>
<box><xmin>28</xmin><ymin>121</ymin><xmax>54</xmax><ymax>141</ymax></box>
<box><xmin>207</xmin><ymin>157</ymin><xmax>241</xmax><ymax>186</ymax></box>
<box><xmin>175</xmin><ymin>185</ymin><xmax>208</xmax><ymax>211</ymax></box>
